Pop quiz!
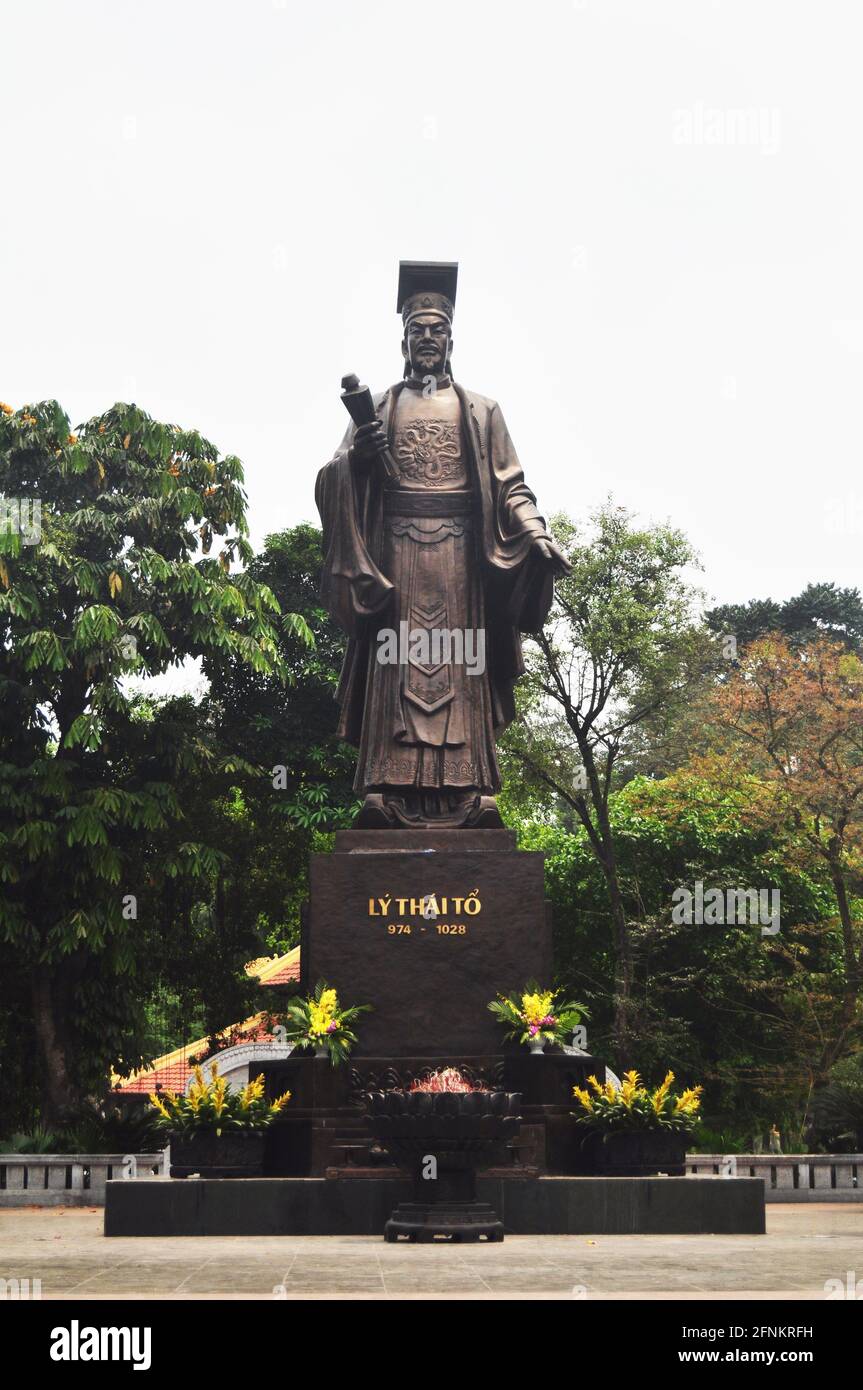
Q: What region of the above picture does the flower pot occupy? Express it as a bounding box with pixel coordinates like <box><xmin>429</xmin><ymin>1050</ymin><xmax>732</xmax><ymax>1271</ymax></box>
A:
<box><xmin>365</xmin><ymin>1089</ymin><xmax>522</xmax><ymax>1241</ymax></box>
<box><xmin>169</xmin><ymin>1131</ymin><xmax>266</xmax><ymax>1178</ymax></box>
<box><xmin>580</xmin><ymin>1129</ymin><xmax>687</xmax><ymax>1177</ymax></box>
<box><xmin>528</xmin><ymin>1040</ymin><xmax>545</xmax><ymax>1055</ymax></box>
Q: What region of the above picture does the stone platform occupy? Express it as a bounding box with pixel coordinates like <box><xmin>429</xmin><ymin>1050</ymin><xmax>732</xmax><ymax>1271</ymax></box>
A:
<box><xmin>104</xmin><ymin>1175</ymin><xmax>765</xmax><ymax>1237</ymax></box>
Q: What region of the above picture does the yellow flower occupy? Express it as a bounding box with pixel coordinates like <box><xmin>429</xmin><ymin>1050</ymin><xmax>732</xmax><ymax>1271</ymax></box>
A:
<box><xmin>620</xmin><ymin>1075</ymin><xmax>638</xmax><ymax>1107</ymax></box>
<box><xmin>239</xmin><ymin>1075</ymin><xmax>265</xmax><ymax>1109</ymax></box>
<box><xmin>0</xmin><ymin>402</ymin><xmax>13</xmax><ymax>415</ymax></box>
<box><xmin>271</xmin><ymin>1090</ymin><xmax>291</xmax><ymax>1112</ymax></box>
<box><xmin>674</xmin><ymin>1086</ymin><xmax>703</xmax><ymax>1114</ymax></box>
<box><xmin>318</xmin><ymin>988</ymin><xmax>338</xmax><ymax>1017</ymax></box>
<box><xmin>67</xmin><ymin>432</ymin><xmax>77</xmax><ymax>444</ymax></box>
<box><xmin>308</xmin><ymin>1002</ymin><xmax>328</xmax><ymax>1037</ymax></box>
<box><xmin>211</xmin><ymin>1073</ymin><xmax>228</xmax><ymax>1115</ymax></box>
<box><xmin>587</xmin><ymin>1074</ymin><xmax>604</xmax><ymax>1096</ymax></box>
<box><xmin>651</xmin><ymin>1071</ymin><xmax>675</xmax><ymax>1112</ymax></box>
<box><xmin>149</xmin><ymin>1093</ymin><xmax>170</xmax><ymax>1119</ymax></box>
<box><xmin>573</xmin><ymin>1086</ymin><xmax>593</xmax><ymax>1112</ymax></box>
<box><xmin>521</xmin><ymin>991</ymin><xmax>554</xmax><ymax>1026</ymax></box>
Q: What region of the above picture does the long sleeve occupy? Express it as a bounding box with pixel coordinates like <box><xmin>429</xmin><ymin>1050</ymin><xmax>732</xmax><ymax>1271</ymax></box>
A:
<box><xmin>315</xmin><ymin>430</ymin><xmax>393</xmax><ymax>637</ymax></box>
<box><xmin>489</xmin><ymin>403</ymin><xmax>550</xmax><ymax>548</ymax></box>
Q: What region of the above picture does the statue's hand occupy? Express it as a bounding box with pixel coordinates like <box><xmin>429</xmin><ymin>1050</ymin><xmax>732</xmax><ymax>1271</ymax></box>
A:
<box><xmin>532</xmin><ymin>535</ymin><xmax>571</xmax><ymax>577</ymax></box>
<box><xmin>350</xmin><ymin>420</ymin><xmax>389</xmax><ymax>470</ymax></box>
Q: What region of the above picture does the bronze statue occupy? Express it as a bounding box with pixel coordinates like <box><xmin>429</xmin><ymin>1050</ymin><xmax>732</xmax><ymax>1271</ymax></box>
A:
<box><xmin>316</xmin><ymin>261</ymin><xmax>569</xmax><ymax>828</ymax></box>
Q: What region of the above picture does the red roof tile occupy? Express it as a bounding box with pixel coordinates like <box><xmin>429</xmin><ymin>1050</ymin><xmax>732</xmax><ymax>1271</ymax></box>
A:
<box><xmin>113</xmin><ymin>947</ymin><xmax>300</xmax><ymax>1095</ymax></box>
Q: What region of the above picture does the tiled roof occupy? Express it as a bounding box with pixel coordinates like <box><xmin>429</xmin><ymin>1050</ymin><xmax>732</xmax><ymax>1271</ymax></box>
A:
<box><xmin>112</xmin><ymin>946</ymin><xmax>299</xmax><ymax>1095</ymax></box>
<box><xmin>112</xmin><ymin>1013</ymin><xmax>277</xmax><ymax>1095</ymax></box>
<box><xmin>254</xmin><ymin>946</ymin><xmax>300</xmax><ymax>986</ymax></box>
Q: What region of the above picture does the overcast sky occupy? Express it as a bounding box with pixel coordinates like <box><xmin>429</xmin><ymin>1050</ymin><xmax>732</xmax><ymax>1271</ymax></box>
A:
<box><xmin>3</xmin><ymin>0</ymin><xmax>862</xmax><ymax>627</ymax></box>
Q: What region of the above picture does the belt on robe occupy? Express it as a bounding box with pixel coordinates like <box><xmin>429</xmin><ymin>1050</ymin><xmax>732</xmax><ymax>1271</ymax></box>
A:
<box><xmin>383</xmin><ymin>490</ymin><xmax>474</xmax><ymax>518</ymax></box>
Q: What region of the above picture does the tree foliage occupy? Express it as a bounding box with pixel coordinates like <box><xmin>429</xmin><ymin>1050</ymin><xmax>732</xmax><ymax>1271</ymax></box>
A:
<box><xmin>503</xmin><ymin>502</ymin><xmax>709</xmax><ymax>1056</ymax></box>
<box><xmin>0</xmin><ymin>400</ymin><xmax>303</xmax><ymax>1121</ymax></box>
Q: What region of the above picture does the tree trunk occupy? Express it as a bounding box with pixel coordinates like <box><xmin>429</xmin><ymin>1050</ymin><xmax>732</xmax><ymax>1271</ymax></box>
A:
<box><xmin>827</xmin><ymin>854</ymin><xmax>861</xmax><ymax>1046</ymax></box>
<box><xmin>603</xmin><ymin>862</ymin><xmax>633</xmax><ymax>1064</ymax></box>
<box><xmin>30</xmin><ymin>970</ymin><xmax>78</xmax><ymax>1127</ymax></box>
<box><xmin>592</xmin><ymin>795</ymin><xmax>633</xmax><ymax>1064</ymax></box>
<box><xmin>570</xmin><ymin>745</ymin><xmax>634</xmax><ymax>1067</ymax></box>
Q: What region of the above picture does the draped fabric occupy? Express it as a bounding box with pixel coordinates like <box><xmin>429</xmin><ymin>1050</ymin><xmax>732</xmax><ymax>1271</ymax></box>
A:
<box><xmin>315</xmin><ymin>381</ymin><xmax>554</xmax><ymax>795</ymax></box>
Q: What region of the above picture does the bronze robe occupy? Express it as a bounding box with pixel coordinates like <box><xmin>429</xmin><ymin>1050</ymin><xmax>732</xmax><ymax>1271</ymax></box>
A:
<box><xmin>315</xmin><ymin>381</ymin><xmax>554</xmax><ymax>795</ymax></box>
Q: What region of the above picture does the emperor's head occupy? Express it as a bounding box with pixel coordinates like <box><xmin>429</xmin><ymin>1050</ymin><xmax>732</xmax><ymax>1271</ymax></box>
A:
<box><xmin>397</xmin><ymin>260</ymin><xmax>457</xmax><ymax>381</ymax></box>
<box><xmin>402</xmin><ymin>310</ymin><xmax>452</xmax><ymax>379</ymax></box>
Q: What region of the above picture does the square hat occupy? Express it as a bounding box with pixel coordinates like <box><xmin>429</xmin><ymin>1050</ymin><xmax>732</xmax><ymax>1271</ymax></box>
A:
<box><xmin>397</xmin><ymin>260</ymin><xmax>458</xmax><ymax>323</ymax></box>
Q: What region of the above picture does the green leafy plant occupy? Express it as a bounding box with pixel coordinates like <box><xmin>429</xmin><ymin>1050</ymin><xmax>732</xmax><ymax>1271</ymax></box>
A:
<box><xmin>573</xmin><ymin>1070</ymin><xmax>703</xmax><ymax>1134</ymax></box>
<box><xmin>813</xmin><ymin>1053</ymin><xmax>863</xmax><ymax>1149</ymax></box>
<box><xmin>281</xmin><ymin>980</ymin><xmax>370</xmax><ymax>1065</ymax></box>
<box><xmin>148</xmin><ymin>1061</ymin><xmax>290</xmax><ymax>1137</ymax></box>
<box><xmin>488</xmin><ymin>981</ymin><xmax>588</xmax><ymax>1048</ymax></box>
<box><xmin>60</xmin><ymin>1101</ymin><xmax>162</xmax><ymax>1154</ymax></box>
<box><xmin>0</xmin><ymin>1125</ymin><xmax>61</xmax><ymax>1153</ymax></box>
<box><xmin>689</xmin><ymin>1123</ymin><xmax>757</xmax><ymax>1154</ymax></box>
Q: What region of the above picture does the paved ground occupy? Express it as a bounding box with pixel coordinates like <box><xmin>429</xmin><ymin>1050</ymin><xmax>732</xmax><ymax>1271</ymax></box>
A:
<box><xmin>1</xmin><ymin>1204</ymin><xmax>861</xmax><ymax>1300</ymax></box>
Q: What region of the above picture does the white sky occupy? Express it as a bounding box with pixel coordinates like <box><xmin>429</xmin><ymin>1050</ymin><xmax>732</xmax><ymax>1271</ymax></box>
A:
<box><xmin>3</xmin><ymin>0</ymin><xmax>862</xmax><ymax>620</ymax></box>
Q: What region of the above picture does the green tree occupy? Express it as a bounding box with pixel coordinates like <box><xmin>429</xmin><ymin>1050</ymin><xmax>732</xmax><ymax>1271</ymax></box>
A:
<box><xmin>198</xmin><ymin>524</ymin><xmax>356</xmax><ymax>963</ymax></box>
<box><xmin>512</xmin><ymin>757</ymin><xmax>839</xmax><ymax>1134</ymax></box>
<box><xmin>628</xmin><ymin>582</ymin><xmax>863</xmax><ymax>780</ymax></box>
<box><xmin>113</xmin><ymin>524</ymin><xmax>356</xmax><ymax>1083</ymax></box>
<box><xmin>204</xmin><ymin>524</ymin><xmax>356</xmax><ymax>842</ymax></box>
<box><xmin>712</xmin><ymin>634</ymin><xmax>863</xmax><ymax>1052</ymax></box>
<box><xmin>708</xmin><ymin>582</ymin><xmax>863</xmax><ymax>653</ymax></box>
<box><xmin>0</xmin><ymin>399</ymin><xmax>308</xmax><ymax>1122</ymax></box>
<box><xmin>503</xmin><ymin>502</ymin><xmax>710</xmax><ymax>1059</ymax></box>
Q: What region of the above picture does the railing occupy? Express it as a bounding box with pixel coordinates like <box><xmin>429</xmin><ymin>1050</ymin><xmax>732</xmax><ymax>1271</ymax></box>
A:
<box><xmin>4</xmin><ymin>1149</ymin><xmax>858</xmax><ymax>1202</ymax></box>
<box><xmin>687</xmin><ymin>1153</ymin><xmax>862</xmax><ymax>1200</ymax></box>
<box><xmin>0</xmin><ymin>1152</ymin><xmax>168</xmax><ymax>1206</ymax></box>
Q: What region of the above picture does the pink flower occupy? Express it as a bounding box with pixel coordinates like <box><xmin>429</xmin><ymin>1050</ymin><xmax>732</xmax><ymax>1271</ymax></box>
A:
<box><xmin>327</xmin><ymin>1021</ymin><xmax>337</xmax><ymax>1033</ymax></box>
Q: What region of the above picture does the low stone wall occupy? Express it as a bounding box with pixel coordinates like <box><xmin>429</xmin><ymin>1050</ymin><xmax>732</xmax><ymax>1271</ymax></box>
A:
<box><xmin>104</xmin><ymin>1174</ymin><xmax>766</xmax><ymax>1237</ymax></box>
<box><xmin>0</xmin><ymin>1151</ymin><xmax>168</xmax><ymax>1206</ymax></box>
<box><xmin>686</xmin><ymin>1153</ymin><xmax>862</xmax><ymax>1201</ymax></box>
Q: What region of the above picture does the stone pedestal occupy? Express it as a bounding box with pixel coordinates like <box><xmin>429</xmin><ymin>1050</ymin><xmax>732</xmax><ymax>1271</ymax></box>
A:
<box><xmin>302</xmin><ymin>829</ymin><xmax>552</xmax><ymax>1057</ymax></box>
<box><xmin>265</xmin><ymin>829</ymin><xmax>601</xmax><ymax>1182</ymax></box>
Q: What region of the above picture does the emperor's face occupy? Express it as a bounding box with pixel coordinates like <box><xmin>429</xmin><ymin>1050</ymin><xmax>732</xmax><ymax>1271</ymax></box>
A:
<box><xmin>403</xmin><ymin>313</ymin><xmax>452</xmax><ymax>378</ymax></box>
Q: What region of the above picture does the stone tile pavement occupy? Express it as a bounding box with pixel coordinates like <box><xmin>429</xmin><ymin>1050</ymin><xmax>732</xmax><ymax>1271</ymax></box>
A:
<box><xmin>1</xmin><ymin>1204</ymin><xmax>861</xmax><ymax>1300</ymax></box>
